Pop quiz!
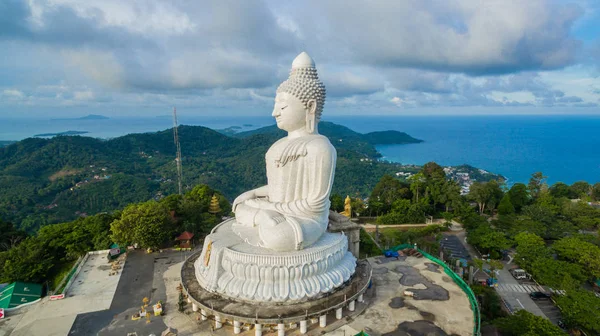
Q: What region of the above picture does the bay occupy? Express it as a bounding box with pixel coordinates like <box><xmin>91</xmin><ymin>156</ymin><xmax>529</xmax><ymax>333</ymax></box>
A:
<box><xmin>328</xmin><ymin>115</ymin><xmax>600</xmax><ymax>186</ymax></box>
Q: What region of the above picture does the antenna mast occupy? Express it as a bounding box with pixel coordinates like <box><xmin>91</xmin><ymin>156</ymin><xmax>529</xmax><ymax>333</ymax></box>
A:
<box><xmin>172</xmin><ymin>107</ymin><xmax>183</xmax><ymax>195</ymax></box>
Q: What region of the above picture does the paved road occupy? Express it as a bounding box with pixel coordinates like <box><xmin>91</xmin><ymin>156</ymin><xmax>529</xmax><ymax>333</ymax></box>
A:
<box><xmin>493</xmin><ymin>262</ymin><xmax>548</xmax><ymax>318</ymax></box>
<box><xmin>515</xmin><ymin>279</ymin><xmax>564</xmax><ymax>325</ymax></box>
<box><xmin>453</xmin><ymin>231</ymin><xmax>479</xmax><ymax>259</ymax></box>
<box><xmin>534</xmin><ymin>299</ymin><xmax>563</xmax><ymax>325</ymax></box>
<box><xmin>496</xmin><ymin>283</ymin><xmax>545</xmax><ymax>293</ymax></box>
<box><xmin>450</xmin><ymin>230</ymin><xmax>550</xmax><ymax>319</ymax></box>
<box><xmin>440</xmin><ymin>234</ymin><xmax>471</xmax><ymax>260</ymax></box>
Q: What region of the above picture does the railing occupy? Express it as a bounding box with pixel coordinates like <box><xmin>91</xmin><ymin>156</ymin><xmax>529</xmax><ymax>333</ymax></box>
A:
<box><xmin>52</xmin><ymin>255</ymin><xmax>84</xmax><ymax>295</ymax></box>
<box><xmin>391</xmin><ymin>243</ymin><xmax>481</xmax><ymax>336</ymax></box>
<box><xmin>53</xmin><ymin>249</ymin><xmax>112</xmax><ymax>296</ymax></box>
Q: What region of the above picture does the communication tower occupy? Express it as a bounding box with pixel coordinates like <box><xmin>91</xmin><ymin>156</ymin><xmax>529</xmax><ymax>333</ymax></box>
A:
<box><xmin>173</xmin><ymin>107</ymin><xmax>183</xmax><ymax>195</ymax></box>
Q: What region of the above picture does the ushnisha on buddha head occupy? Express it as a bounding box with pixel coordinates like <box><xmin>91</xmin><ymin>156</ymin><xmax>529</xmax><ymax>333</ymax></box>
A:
<box><xmin>272</xmin><ymin>52</ymin><xmax>326</xmax><ymax>135</ymax></box>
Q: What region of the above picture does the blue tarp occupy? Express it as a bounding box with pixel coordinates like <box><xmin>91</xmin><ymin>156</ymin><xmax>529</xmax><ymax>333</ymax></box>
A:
<box><xmin>384</xmin><ymin>250</ymin><xmax>399</xmax><ymax>258</ymax></box>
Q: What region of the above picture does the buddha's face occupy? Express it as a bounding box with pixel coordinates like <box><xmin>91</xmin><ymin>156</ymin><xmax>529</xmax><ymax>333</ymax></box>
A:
<box><xmin>272</xmin><ymin>92</ymin><xmax>306</xmax><ymax>132</ymax></box>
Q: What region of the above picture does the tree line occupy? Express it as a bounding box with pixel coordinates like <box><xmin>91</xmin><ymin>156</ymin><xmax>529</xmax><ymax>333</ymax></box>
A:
<box><xmin>460</xmin><ymin>173</ymin><xmax>600</xmax><ymax>335</ymax></box>
<box><xmin>332</xmin><ymin>165</ymin><xmax>599</xmax><ymax>335</ymax></box>
<box><xmin>0</xmin><ymin>124</ymin><xmax>424</xmax><ymax>232</ymax></box>
<box><xmin>0</xmin><ymin>184</ymin><xmax>229</xmax><ymax>287</ymax></box>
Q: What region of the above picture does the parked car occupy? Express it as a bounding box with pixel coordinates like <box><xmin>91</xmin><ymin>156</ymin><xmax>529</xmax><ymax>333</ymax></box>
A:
<box><xmin>510</xmin><ymin>268</ymin><xmax>529</xmax><ymax>280</ymax></box>
<box><xmin>529</xmin><ymin>291</ymin><xmax>551</xmax><ymax>300</ymax></box>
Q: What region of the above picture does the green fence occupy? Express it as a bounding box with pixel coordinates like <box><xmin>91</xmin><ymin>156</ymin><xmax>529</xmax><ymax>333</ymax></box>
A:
<box><xmin>392</xmin><ymin>243</ymin><xmax>481</xmax><ymax>336</ymax></box>
<box><xmin>55</xmin><ymin>260</ymin><xmax>80</xmax><ymax>294</ymax></box>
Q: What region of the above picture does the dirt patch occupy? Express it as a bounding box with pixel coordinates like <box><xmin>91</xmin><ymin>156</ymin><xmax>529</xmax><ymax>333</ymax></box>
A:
<box><xmin>373</xmin><ymin>267</ymin><xmax>390</xmax><ymax>274</ymax></box>
<box><xmin>425</xmin><ymin>263</ymin><xmax>441</xmax><ymax>273</ymax></box>
<box><xmin>377</xmin><ymin>256</ymin><xmax>404</xmax><ymax>264</ymax></box>
<box><xmin>419</xmin><ymin>311</ymin><xmax>436</xmax><ymax>321</ymax></box>
<box><xmin>389</xmin><ymin>297</ymin><xmax>405</xmax><ymax>309</ymax></box>
<box><xmin>383</xmin><ymin>320</ymin><xmax>449</xmax><ymax>336</ymax></box>
<box><xmin>349</xmin><ymin>256</ymin><xmax>474</xmax><ymax>336</ymax></box>
<box><xmin>412</xmin><ymin>285</ymin><xmax>449</xmax><ymax>301</ymax></box>
<box><xmin>97</xmin><ymin>265</ymin><xmax>112</xmax><ymax>271</ymax></box>
<box><xmin>396</xmin><ymin>265</ymin><xmax>449</xmax><ymax>301</ymax></box>
<box><xmin>49</xmin><ymin>169</ymin><xmax>81</xmax><ymax>181</ymax></box>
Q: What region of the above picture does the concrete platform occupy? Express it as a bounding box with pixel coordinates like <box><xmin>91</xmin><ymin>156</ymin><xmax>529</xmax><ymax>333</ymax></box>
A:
<box><xmin>7</xmin><ymin>253</ymin><xmax>124</xmax><ymax>336</ymax></box>
<box><xmin>181</xmin><ymin>249</ymin><xmax>371</xmax><ymax>324</ymax></box>
<box><xmin>164</xmin><ymin>259</ymin><xmax>371</xmax><ymax>336</ymax></box>
<box><xmin>343</xmin><ymin>256</ymin><xmax>474</xmax><ymax>336</ymax></box>
<box><xmin>163</xmin><ymin>253</ymin><xmax>474</xmax><ymax>335</ymax></box>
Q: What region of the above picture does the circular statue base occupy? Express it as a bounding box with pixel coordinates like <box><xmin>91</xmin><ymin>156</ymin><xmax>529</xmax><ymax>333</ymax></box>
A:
<box><xmin>193</xmin><ymin>219</ymin><xmax>357</xmax><ymax>303</ymax></box>
<box><xmin>181</xmin><ymin>250</ymin><xmax>371</xmax><ymax>325</ymax></box>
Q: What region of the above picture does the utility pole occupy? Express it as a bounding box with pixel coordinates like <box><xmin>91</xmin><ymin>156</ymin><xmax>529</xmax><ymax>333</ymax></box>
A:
<box><xmin>173</xmin><ymin>107</ymin><xmax>183</xmax><ymax>195</ymax></box>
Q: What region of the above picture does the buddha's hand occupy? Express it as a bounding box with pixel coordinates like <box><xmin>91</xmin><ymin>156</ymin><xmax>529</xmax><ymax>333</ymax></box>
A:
<box><xmin>233</xmin><ymin>190</ymin><xmax>256</xmax><ymax>211</ymax></box>
<box><xmin>243</xmin><ymin>198</ymin><xmax>277</xmax><ymax>211</ymax></box>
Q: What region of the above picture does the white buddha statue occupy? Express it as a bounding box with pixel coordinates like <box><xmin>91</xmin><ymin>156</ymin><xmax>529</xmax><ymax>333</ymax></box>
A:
<box><xmin>232</xmin><ymin>52</ymin><xmax>334</xmax><ymax>252</ymax></box>
<box><xmin>194</xmin><ymin>52</ymin><xmax>356</xmax><ymax>303</ymax></box>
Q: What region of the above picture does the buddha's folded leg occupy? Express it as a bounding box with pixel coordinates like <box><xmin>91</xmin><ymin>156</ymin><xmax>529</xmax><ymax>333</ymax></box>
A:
<box><xmin>234</xmin><ymin>203</ymin><xmax>260</xmax><ymax>227</ymax></box>
<box><xmin>255</xmin><ymin>210</ymin><xmax>326</xmax><ymax>251</ymax></box>
<box><xmin>256</xmin><ymin>210</ymin><xmax>299</xmax><ymax>252</ymax></box>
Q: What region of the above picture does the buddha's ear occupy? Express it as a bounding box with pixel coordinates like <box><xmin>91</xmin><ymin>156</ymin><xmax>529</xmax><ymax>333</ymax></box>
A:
<box><xmin>307</xmin><ymin>99</ymin><xmax>317</xmax><ymax>116</ymax></box>
<box><xmin>306</xmin><ymin>99</ymin><xmax>317</xmax><ymax>134</ymax></box>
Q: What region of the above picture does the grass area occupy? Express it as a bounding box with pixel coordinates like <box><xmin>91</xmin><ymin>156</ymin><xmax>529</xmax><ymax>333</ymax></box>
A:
<box><xmin>49</xmin><ymin>260</ymin><xmax>77</xmax><ymax>292</ymax></box>
<box><xmin>377</xmin><ymin>225</ymin><xmax>446</xmax><ymax>254</ymax></box>
<box><xmin>359</xmin><ymin>225</ymin><xmax>447</xmax><ymax>258</ymax></box>
<box><xmin>359</xmin><ymin>228</ymin><xmax>383</xmax><ymax>258</ymax></box>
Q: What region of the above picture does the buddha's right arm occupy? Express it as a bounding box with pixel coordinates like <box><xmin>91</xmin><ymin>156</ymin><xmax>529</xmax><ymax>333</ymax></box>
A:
<box><xmin>252</xmin><ymin>185</ymin><xmax>269</xmax><ymax>197</ymax></box>
<box><xmin>233</xmin><ymin>185</ymin><xmax>269</xmax><ymax>211</ymax></box>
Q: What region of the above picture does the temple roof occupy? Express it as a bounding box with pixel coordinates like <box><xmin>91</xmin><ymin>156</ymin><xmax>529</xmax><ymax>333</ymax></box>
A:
<box><xmin>176</xmin><ymin>231</ymin><xmax>194</xmax><ymax>240</ymax></box>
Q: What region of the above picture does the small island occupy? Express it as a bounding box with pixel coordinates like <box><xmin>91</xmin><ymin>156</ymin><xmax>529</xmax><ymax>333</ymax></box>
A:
<box><xmin>52</xmin><ymin>114</ymin><xmax>109</xmax><ymax>121</ymax></box>
<box><xmin>216</xmin><ymin>126</ymin><xmax>243</xmax><ymax>136</ymax></box>
<box><xmin>34</xmin><ymin>131</ymin><xmax>90</xmax><ymax>137</ymax></box>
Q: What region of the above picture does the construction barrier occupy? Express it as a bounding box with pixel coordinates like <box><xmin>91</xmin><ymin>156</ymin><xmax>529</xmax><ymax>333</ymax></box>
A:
<box><xmin>392</xmin><ymin>243</ymin><xmax>481</xmax><ymax>336</ymax></box>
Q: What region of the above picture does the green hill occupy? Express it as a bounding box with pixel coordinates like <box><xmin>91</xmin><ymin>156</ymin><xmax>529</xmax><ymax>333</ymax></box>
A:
<box><xmin>0</xmin><ymin>123</ymin><xmax>497</xmax><ymax>233</ymax></box>
<box><xmin>0</xmin><ymin>141</ymin><xmax>16</xmax><ymax>147</ymax></box>
<box><xmin>232</xmin><ymin>121</ymin><xmax>422</xmax><ymax>158</ymax></box>
<box><xmin>362</xmin><ymin>130</ymin><xmax>423</xmax><ymax>145</ymax></box>
<box><xmin>0</xmin><ymin>124</ymin><xmax>402</xmax><ymax>231</ymax></box>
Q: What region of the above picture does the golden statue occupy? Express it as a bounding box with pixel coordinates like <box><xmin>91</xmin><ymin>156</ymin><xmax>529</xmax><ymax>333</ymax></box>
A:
<box><xmin>341</xmin><ymin>195</ymin><xmax>352</xmax><ymax>218</ymax></box>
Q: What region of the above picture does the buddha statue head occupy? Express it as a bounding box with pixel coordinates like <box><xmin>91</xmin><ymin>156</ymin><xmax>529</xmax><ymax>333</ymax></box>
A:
<box><xmin>273</xmin><ymin>52</ymin><xmax>326</xmax><ymax>134</ymax></box>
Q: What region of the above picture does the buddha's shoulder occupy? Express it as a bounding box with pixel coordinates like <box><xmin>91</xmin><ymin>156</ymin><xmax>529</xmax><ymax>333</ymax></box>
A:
<box><xmin>305</xmin><ymin>135</ymin><xmax>335</xmax><ymax>152</ymax></box>
<box><xmin>269</xmin><ymin>134</ymin><xmax>335</xmax><ymax>153</ymax></box>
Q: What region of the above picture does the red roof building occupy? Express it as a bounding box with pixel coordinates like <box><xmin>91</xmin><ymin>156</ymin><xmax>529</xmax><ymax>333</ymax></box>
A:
<box><xmin>176</xmin><ymin>231</ymin><xmax>194</xmax><ymax>249</ymax></box>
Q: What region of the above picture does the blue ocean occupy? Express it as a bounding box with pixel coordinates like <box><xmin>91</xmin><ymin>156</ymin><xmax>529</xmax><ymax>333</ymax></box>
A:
<box><xmin>1</xmin><ymin>114</ymin><xmax>599</xmax><ymax>185</ymax></box>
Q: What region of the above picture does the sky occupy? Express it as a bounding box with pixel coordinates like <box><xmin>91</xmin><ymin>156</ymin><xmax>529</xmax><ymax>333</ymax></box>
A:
<box><xmin>1</xmin><ymin>0</ymin><xmax>600</xmax><ymax>117</ymax></box>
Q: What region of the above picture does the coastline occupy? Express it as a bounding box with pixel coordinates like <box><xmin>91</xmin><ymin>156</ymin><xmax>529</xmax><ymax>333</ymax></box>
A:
<box><xmin>2</xmin><ymin>115</ymin><xmax>600</xmax><ymax>185</ymax></box>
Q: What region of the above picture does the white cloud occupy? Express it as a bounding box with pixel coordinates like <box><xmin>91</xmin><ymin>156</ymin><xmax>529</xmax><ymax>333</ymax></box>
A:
<box><xmin>167</xmin><ymin>49</ymin><xmax>275</xmax><ymax>90</ymax></box>
<box><xmin>46</xmin><ymin>0</ymin><xmax>196</xmax><ymax>35</ymax></box>
<box><xmin>0</xmin><ymin>0</ymin><xmax>598</xmax><ymax>114</ymax></box>
<box><xmin>73</xmin><ymin>90</ymin><xmax>94</xmax><ymax>100</ymax></box>
<box><xmin>391</xmin><ymin>97</ymin><xmax>402</xmax><ymax>104</ymax></box>
<box><xmin>296</xmin><ymin>0</ymin><xmax>582</xmax><ymax>73</ymax></box>
<box><xmin>2</xmin><ymin>89</ymin><xmax>25</xmax><ymax>99</ymax></box>
<box><xmin>63</xmin><ymin>50</ymin><xmax>124</xmax><ymax>89</ymax></box>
